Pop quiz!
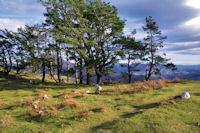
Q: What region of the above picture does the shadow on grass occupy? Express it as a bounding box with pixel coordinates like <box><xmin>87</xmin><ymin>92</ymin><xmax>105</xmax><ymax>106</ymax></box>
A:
<box><xmin>193</xmin><ymin>93</ymin><xmax>200</xmax><ymax>96</ymax></box>
<box><xmin>0</xmin><ymin>73</ymin><xmax>94</xmax><ymax>91</ymax></box>
<box><xmin>120</xmin><ymin>102</ymin><xmax>160</xmax><ymax>118</ymax></box>
<box><xmin>91</xmin><ymin>120</ymin><xmax>118</xmax><ymax>131</ymax></box>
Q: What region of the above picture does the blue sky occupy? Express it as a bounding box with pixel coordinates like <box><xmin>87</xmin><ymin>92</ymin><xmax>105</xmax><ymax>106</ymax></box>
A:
<box><xmin>0</xmin><ymin>0</ymin><xmax>200</xmax><ymax>65</ymax></box>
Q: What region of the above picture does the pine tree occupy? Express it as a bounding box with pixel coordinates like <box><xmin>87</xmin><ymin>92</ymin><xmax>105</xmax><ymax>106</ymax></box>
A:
<box><xmin>143</xmin><ymin>16</ymin><xmax>176</xmax><ymax>81</ymax></box>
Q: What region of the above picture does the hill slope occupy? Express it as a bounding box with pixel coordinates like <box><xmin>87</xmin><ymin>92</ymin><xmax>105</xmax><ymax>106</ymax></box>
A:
<box><xmin>0</xmin><ymin>74</ymin><xmax>199</xmax><ymax>133</ymax></box>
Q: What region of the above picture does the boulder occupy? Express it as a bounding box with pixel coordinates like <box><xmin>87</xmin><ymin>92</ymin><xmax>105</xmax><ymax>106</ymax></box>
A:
<box><xmin>95</xmin><ymin>85</ymin><xmax>102</xmax><ymax>94</ymax></box>
<box><xmin>181</xmin><ymin>92</ymin><xmax>190</xmax><ymax>99</ymax></box>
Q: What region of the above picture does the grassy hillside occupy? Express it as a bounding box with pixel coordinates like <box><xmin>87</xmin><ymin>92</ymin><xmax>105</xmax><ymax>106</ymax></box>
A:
<box><xmin>0</xmin><ymin>73</ymin><xmax>199</xmax><ymax>133</ymax></box>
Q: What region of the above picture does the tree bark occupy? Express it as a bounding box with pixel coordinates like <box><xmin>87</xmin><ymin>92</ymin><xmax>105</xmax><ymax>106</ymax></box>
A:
<box><xmin>128</xmin><ymin>54</ymin><xmax>132</xmax><ymax>83</ymax></box>
<box><xmin>79</xmin><ymin>59</ymin><xmax>83</xmax><ymax>84</ymax></box>
<box><xmin>42</xmin><ymin>60</ymin><xmax>46</xmax><ymax>83</ymax></box>
<box><xmin>66</xmin><ymin>50</ymin><xmax>70</xmax><ymax>82</ymax></box>
<box><xmin>87</xmin><ymin>72</ymin><xmax>92</xmax><ymax>85</ymax></box>
<box><xmin>56</xmin><ymin>44</ymin><xmax>61</xmax><ymax>83</ymax></box>
<box><xmin>96</xmin><ymin>73</ymin><xmax>102</xmax><ymax>84</ymax></box>
<box><xmin>74</xmin><ymin>59</ymin><xmax>78</xmax><ymax>84</ymax></box>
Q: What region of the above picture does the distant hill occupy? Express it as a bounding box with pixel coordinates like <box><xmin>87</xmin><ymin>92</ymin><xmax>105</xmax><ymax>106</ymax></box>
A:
<box><xmin>63</xmin><ymin>62</ymin><xmax>200</xmax><ymax>83</ymax></box>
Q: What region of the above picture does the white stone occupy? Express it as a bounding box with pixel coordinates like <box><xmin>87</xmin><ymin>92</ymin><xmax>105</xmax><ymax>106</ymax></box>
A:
<box><xmin>39</xmin><ymin>110</ymin><xmax>43</xmax><ymax>114</ymax></box>
<box><xmin>86</xmin><ymin>90</ymin><xmax>90</xmax><ymax>94</ymax></box>
<box><xmin>181</xmin><ymin>92</ymin><xmax>190</xmax><ymax>99</ymax></box>
<box><xmin>95</xmin><ymin>86</ymin><xmax>102</xmax><ymax>92</ymax></box>
<box><xmin>33</xmin><ymin>105</ymin><xmax>37</xmax><ymax>109</ymax></box>
<box><xmin>43</xmin><ymin>94</ymin><xmax>49</xmax><ymax>99</ymax></box>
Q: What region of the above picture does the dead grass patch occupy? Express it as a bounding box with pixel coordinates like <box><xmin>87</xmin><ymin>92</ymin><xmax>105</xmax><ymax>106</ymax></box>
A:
<box><xmin>0</xmin><ymin>115</ymin><xmax>13</xmax><ymax>126</ymax></box>
<box><xmin>75</xmin><ymin>106</ymin><xmax>105</xmax><ymax>119</ymax></box>
<box><xmin>0</xmin><ymin>100</ymin><xmax>4</xmax><ymax>108</ymax></box>
<box><xmin>56</xmin><ymin>91</ymin><xmax>89</xmax><ymax>99</ymax></box>
<box><xmin>167</xmin><ymin>78</ymin><xmax>188</xmax><ymax>83</ymax></box>
<box><xmin>101</xmin><ymin>88</ymin><xmax>118</xmax><ymax>94</ymax></box>
<box><xmin>74</xmin><ymin>110</ymin><xmax>93</xmax><ymax>119</ymax></box>
<box><xmin>55</xmin><ymin>98</ymin><xmax>80</xmax><ymax>109</ymax></box>
<box><xmin>122</xmin><ymin>80</ymin><xmax>168</xmax><ymax>94</ymax></box>
<box><xmin>91</xmin><ymin>106</ymin><xmax>105</xmax><ymax>113</ymax></box>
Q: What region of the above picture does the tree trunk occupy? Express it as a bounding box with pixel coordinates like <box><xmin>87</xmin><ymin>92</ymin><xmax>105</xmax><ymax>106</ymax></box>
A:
<box><xmin>145</xmin><ymin>63</ymin><xmax>153</xmax><ymax>81</ymax></box>
<box><xmin>79</xmin><ymin>59</ymin><xmax>83</xmax><ymax>84</ymax></box>
<box><xmin>96</xmin><ymin>73</ymin><xmax>102</xmax><ymax>84</ymax></box>
<box><xmin>128</xmin><ymin>54</ymin><xmax>131</xmax><ymax>83</ymax></box>
<box><xmin>56</xmin><ymin>44</ymin><xmax>61</xmax><ymax>83</ymax></box>
<box><xmin>87</xmin><ymin>73</ymin><xmax>92</xmax><ymax>85</ymax></box>
<box><xmin>42</xmin><ymin>60</ymin><xmax>46</xmax><ymax>83</ymax></box>
<box><xmin>66</xmin><ymin>50</ymin><xmax>70</xmax><ymax>82</ymax></box>
<box><xmin>74</xmin><ymin>59</ymin><xmax>78</xmax><ymax>84</ymax></box>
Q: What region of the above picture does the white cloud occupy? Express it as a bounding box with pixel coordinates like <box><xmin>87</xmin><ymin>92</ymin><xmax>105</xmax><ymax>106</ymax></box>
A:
<box><xmin>184</xmin><ymin>0</ymin><xmax>200</xmax><ymax>28</ymax></box>
<box><xmin>185</xmin><ymin>0</ymin><xmax>200</xmax><ymax>9</ymax></box>
<box><xmin>185</xmin><ymin>16</ymin><xmax>200</xmax><ymax>28</ymax></box>
<box><xmin>0</xmin><ymin>18</ymin><xmax>26</xmax><ymax>31</ymax></box>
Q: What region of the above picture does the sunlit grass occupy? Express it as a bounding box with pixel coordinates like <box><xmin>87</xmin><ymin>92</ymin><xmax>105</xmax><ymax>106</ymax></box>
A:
<box><xmin>0</xmin><ymin>73</ymin><xmax>199</xmax><ymax>133</ymax></box>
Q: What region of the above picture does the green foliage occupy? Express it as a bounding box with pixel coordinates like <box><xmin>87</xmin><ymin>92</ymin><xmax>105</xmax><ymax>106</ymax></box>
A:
<box><xmin>143</xmin><ymin>16</ymin><xmax>176</xmax><ymax>80</ymax></box>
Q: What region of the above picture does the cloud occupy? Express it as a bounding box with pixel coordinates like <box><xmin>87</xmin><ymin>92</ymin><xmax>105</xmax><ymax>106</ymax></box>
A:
<box><xmin>0</xmin><ymin>0</ymin><xmax>45</xmax><ymax>31</ymax></box>
<box><xmin>0</xmin><ymin>18</ymin><xmax>27</xmax><ymax>31</ymax></box>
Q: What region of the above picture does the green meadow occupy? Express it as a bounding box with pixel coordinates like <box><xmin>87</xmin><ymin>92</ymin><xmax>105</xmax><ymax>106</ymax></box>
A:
<box><xmin>0</xmin><ymin>73</ymin><xmax>199</xmax><ymax>133</ymax></box>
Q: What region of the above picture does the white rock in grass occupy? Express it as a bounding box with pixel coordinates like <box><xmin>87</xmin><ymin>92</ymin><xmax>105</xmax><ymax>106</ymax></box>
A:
<box><xmin>95</xmin><ymin>85</ymin><xmax>102</xmax><ymax>94</ymax></box>
<box><xmin>39</xmin><ymin>110</ymin><xmax>43</xmax><ymax>114</ymax></box>
<box><xmin>86</xmin><ymin>90</ymin><xmax>90</xmax><ymax>94</ymax></box>
<box><xmin>181</xmin><ymin>92</ymin><xmax>190</xmax><ymax>99</ymax></box>
<box><xmin>43</xmin><ymin>94</ymin><xmax>49</xmax><ymax>99</ymax></box>
<box><xmin>95</xmin><ymin>86</ymin><xmax>102</xmax><ymax>91</ymax></box>
<box><xmin>33</xmin><ymin>104</ymin><xmax>37</xmax><ymax>109</ymax></box>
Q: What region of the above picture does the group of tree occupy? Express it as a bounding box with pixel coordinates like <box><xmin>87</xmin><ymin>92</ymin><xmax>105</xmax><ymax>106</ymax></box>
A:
<box><xmin>0</xmin><ymin>0</ymin><xmax>176</xmax><ymax>85</ymax></box>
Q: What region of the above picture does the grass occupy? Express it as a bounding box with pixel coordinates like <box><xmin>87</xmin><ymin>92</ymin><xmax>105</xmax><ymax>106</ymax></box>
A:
<box><xmin>0</xmin><ymin>73</ymin><xmax>199</xmax><ymax>133</ymax></box>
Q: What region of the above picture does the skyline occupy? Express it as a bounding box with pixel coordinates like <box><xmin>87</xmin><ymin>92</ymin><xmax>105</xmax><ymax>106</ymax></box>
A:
<box><xmin>0</xmin><ymin>0</ymin><xmax>200</xmax><ymax>65</ymax></box>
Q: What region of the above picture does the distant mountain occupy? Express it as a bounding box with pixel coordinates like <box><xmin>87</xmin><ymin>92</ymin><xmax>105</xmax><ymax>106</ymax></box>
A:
<box><xmin>110</xmin><ymin>63</ymin><xmax>200</xmax><ymax>82</ymax></box>
<box><xmin>63</xmin><ymin>62</ymin><xmax>200</xmax><ymax>83</ymax></box>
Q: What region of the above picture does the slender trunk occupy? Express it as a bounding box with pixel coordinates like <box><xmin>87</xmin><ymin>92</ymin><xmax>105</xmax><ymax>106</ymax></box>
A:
<box><xmin>66</xmin><ymin>51</ymin><xmax>70</xmax><ymax>81</ymax></box>
<box><xmin>56</xmin><ymin>44</ymin><xmax>61</xmax><ymax>83</ymax></box>
<box><xmin>42</xmin><ymin>60</ymin><xmax>46</xmax><ymax>83</ymax></box>
<box><xmin>48</xmin><ymin>61</ymin><xmax>57</xmax><ymax>82</ymax></box>
<box><xmin>96</xmin><ymin>73</ymin><xmax>102</xmax><ymax>84</ymax></box>
<box><xmin>145</xmin><ymin>63</ymin><xmax>153</xmax><ymax>81</ymax></box>
<box><xmin>79</xmin><ymin>59</ymin><xmax>83</xmax><ymax>84</ymax></box>
<box><xmin>145</xmin><ymin>32</ymin><xmax>154</xmax><ymax>81</ymax></box>
<box><xmin>87</xmin><ymin>73</ymin><xmax>92</xmax><ymax>85</ymax></box>
<box><xmin>128</xmin><ymin>54</ymin><xmax>131</xmax><ymax>83</ymax></box>
<box><xmin>74</xmin><ymin>59</ymin><xmax>78</xmax><ymax>84</ymax></box>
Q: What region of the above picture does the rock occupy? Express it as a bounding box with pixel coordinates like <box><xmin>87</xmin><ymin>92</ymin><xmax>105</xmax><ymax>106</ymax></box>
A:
<box><xmin>198</xmin><ymin>122</ymin><xmax>200</xmax><ymax>126</ymax></box>
<box><xmin>95</xmin><ymin>85</ymin><xmax>102</xmax><ymax>94</ymax></box>
<box><xmin>33</xmin><ymin>105</ymin><xmax>37</xmax><ymax>109</ymax></box>
<box><xmin>86</xmin><ymin>90</ymin><xmax>90</xmax><ymax>94</ymax></box>
<box><xmin>43</xmin><ymin>94</ymin><xmax>49</xmax><ymax>99</ymax></box>
<box><xmin>181</xmin><ymin>92</ymin><xmax>190</xmax><ymax>99</ymax></box>
<box><xmin>39</xmin><ymin>110</ymin><xmax>43</xmax><ymax>114</ymax></box>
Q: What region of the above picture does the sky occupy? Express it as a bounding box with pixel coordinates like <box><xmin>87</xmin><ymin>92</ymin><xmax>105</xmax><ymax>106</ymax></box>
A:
<box><xmin>0</xmin><ymin>0</ymin><xmax>200</xmax><ymax>65</ymax></box>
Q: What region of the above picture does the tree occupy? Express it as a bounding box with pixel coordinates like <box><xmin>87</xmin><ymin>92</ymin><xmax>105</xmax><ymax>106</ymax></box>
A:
<box><xmin>143</xmin><ymin>16</ymin><xmax>176</xmax><ymax>81</ymax></box>
<box><xmin>0</xmin><ymin>29</ymin><xmax>16</xmax><ymax>75</ymax></box>
<box><xmin>86</xmin><ymin>0</ymin><xmax>125</xmax><ymax>84</ymax></box>
<box><xmin>114</xmin><ymin>31</ymin><xmax>145</xmax><ymax>83</ymax></box>
<box><xmin>40</xmin><ymin>0</ymin><xmax>124</xmax><ymax>85</ymax></box>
